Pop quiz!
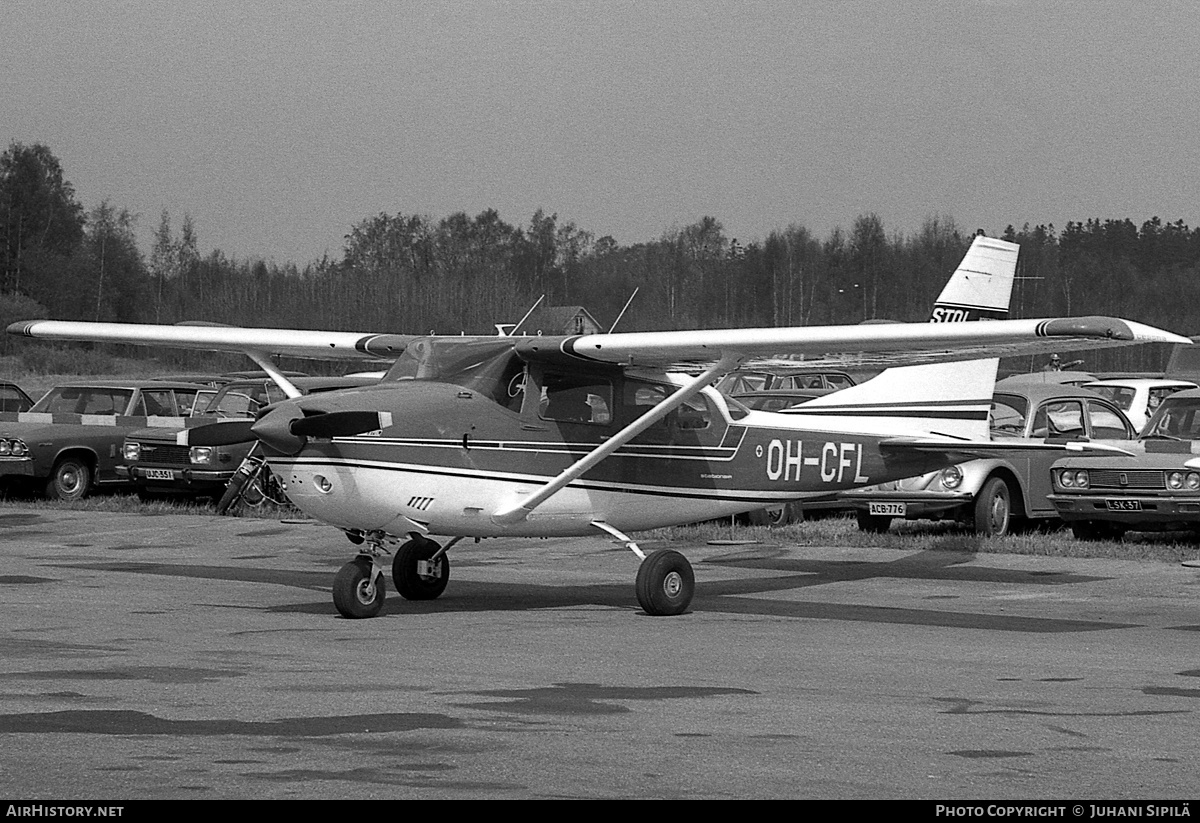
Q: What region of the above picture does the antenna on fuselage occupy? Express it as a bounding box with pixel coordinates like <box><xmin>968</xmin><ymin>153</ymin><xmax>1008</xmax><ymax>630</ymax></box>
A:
<box><xmin>500</xmin><ymin>294</ymin><xmax>546</xmax><ymax>336</ymax></box>
<box><xmin>608</xmin><ymin>288</ymin><xmax>639</xmax><ymax>333</ymax></box>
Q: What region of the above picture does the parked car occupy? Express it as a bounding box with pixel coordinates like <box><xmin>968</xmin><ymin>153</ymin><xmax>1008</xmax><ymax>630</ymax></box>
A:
<box><xmin>1049</xmin><ymin>388</ymin><xmax>1200</xmax><ymax>540</ymax></box>
<box><xmin>0</xmin><ymin>381</ymin><xmax>207</xmax><ymax>500</ymax></box>
<box><xmin>995</xmin><ymin>371</ymin><xmax>1097</xmax><ymax>389</ymax></box>
<box><xmin>838</xmin><ymin>382</ymin><xmax>1136</xmax><ymax>536</ymax></box>
<box><xmin>0</xmin><ymin>381</ymin><xmax>34</xmax><ymax>413</ymax></box>
<box><xmin>120</xmin><ymin>375</ymin><xmax>380</xmax><ymax>499</ymax></box>
<box><xmin>730</xmin><ymin>388</ymin><xmax>833</xmax><ymax>412</ymax></box>
<box><xmin>1080</xmin><ymin>378</ymin><xmax>1197</xmax><ymax>431</ymax></box>
<box><xmin>717</xmin><ymin>368</ymin><xmax>857</xmax><ymax>395</ymax></box>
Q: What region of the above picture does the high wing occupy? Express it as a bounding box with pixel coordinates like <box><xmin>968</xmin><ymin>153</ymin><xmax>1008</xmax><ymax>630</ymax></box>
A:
<box><xmin>6</xmin><ymin>321</ymin><xmax>416</xmax><ymax>361</ymax></box>
<box><xmin>8</xmin><ymin>315</ymin><xmax>1187</xmax><ymax>372</ymax></box>
<box><xmin>554</xmin><ymin>316</ymin><xmax>1188</xmax><ymax>371</ymax></box>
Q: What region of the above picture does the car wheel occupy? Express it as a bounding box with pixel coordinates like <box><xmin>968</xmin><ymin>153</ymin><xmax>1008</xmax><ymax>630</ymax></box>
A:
<box><xmin>747</xmin><ymin>502</ymin><xmax>804</xmax><ymax>526</ymax></box>
<box><xmin>45</xmin><ymin>456</ymin><xmax>92</xmax><ymax>502</ymax></box>
<box><xmin>855</xmin><ymin>509</ymin><xmax>892</xmax><ymax>533</ymax></box>
<box><xmin>972</xmin><ymin>477</ymin><xmax>1012</xmax><ymax>537</ymax></box>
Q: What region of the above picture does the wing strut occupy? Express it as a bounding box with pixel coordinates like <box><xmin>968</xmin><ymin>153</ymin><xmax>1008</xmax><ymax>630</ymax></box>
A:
<box><xmin>243</xmin><ymin>349</ymin><xmax>302</xmax><ymax>399</ymax></box>
<box><xmin>491</xmin><ymin>353</ymin><xmax>742</xmax><ymax>526</ymax></box>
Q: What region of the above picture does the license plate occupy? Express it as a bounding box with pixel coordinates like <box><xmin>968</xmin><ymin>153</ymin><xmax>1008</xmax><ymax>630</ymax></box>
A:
<box><xmin>869</xmin><ymin>502</ymin><xmax>906</xmax><ymax>516</ymax></box>
<box><xmin>143</xmin><ymin>468</ymin><xmax>174</xmax><ymax>481</ymax></box>
<box><xmin>1105</xmin><ymin>499</ymin><xmax>1142</xmax><ymax>512</ymax></box>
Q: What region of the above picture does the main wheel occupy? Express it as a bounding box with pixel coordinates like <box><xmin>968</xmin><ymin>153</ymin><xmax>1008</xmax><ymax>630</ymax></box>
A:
<box><xmin>855</xmin><ymin>509</ymin><xmax>892</xmax><ymax>533</ymax></box>
<box><xmin>972</xmin><ymin>477</ymin><xmax>1012</xmax><ymax>537</ymax></box>
<box><xmin>392</xmin><ymin>538</ymin><xmax>450</xmax><ymax>600</ymax></box>
<box><xmin>332</xmin><ymin>558</ymin><xmax>386</xmax><ymax>618</ymax></box>
<box><xmin>635</xmin><ymin>549</ymin><xmax>695</xmax><ymax>616</ymax></box>
<box><xmin>747</xmin><ymin>501</ymin><xmax>804</xmax><ymax>527</ymax></box>
<box><xmin>45</xmin><ymin>456</ymin><xmax>92</xmax><ymax>502</ymax></box>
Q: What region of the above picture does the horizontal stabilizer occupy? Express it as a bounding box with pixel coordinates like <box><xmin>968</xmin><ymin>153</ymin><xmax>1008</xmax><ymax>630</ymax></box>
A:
<box><xmin>879</xmin><ymin>436</ymin><xmax>1135</xmax><ymax>459</ymax></box>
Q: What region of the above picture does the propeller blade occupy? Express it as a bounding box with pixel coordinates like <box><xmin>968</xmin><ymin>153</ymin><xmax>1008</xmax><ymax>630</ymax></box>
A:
<box><xmin>176</xmin><ymin>419</ymin><xmax>256</xmax><ymax>447</ymax></box>
<box><xmin>289</xmin><ymin>410</ymin><xmax>393</xmax><ymax>439</ymax></box>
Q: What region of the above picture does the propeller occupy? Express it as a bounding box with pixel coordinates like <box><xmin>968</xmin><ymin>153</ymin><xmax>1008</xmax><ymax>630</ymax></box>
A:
<box><xmin>175</xmin><ymin>419</ymin><xmax>256</xmax><ymax>447</ymax></box>
<box><xmin>289</xmin><ymin>410</ymin><xmax>393</xmax><ymax>439</ymax></box>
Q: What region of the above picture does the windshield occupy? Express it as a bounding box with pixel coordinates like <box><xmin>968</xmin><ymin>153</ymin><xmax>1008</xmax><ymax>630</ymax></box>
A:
<box><xmin>1086</xmin><ymin>385</ymin><xmax>1134</xmax><ymax>411</ymax></box>
<box><xmin>384</xmin><ymin>337</ymin><xmax>525</xmax><ymax>408</ymax></box>
<box><xmin>205</xmin><ymin>383</ymin><xmax>283</xmax><ymax>418</ymax></box>
<box><xmin>1144</xmin><ymin>397</ymin><xmax>1200</xmax><ymax>439</ymax></box>
<box><xmin>32</xmin><ymin>387</ymin><xmax>133</xmax><ymax>415</ymax></box>
<box><xmin>989</xmin><ymin>394</ymin><xmax>1028</xmax><ymax>437</ymax></box>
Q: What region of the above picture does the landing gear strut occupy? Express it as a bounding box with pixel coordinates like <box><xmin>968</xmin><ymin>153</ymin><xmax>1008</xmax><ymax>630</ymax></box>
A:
<box><xmin>592</xmin><ymin>521</ymin><xmax>695</xmax><ymax>616</ymax></box>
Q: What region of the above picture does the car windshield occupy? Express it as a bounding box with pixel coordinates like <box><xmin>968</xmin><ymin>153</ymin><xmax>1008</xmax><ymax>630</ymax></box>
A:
<box><xmin>989</xmin><ymin>394</ymin><xmax>1028</xmax><ymax>437</ymax></box>
<box><xmin>1087</xmin><ymin>385</ymin><xmax>1135</xmax><ymax>411</ymax></box>
<box><xmin>1144</xmin><ymin>397</ymin><xmax>1200</xmax><ymax>440</ymax></box>
<box><xmin>31</xmin><ymin>387</ymin><xmax>133</xmax><ymax>415</ymax></box>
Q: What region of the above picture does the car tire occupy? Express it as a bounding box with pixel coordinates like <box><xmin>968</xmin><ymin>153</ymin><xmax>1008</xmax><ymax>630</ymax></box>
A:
<box><xmin>747</xmin><ymin>502</ymin><xmax>804</xmax><ymax>527</ymax></box>
<box><xmin>45</xmin><ymin>456</ymin><xmax>92</xmax><ymax>502</ymax></box>
<box><xmin>972</xmin><ymin>477</ymin><xmax>1012</xmax><ymax>537</ymax></box>
<box><xmin>855</xmin><ymin>509</ymin><xmax>892</xmax><ymax>533</ymax></box>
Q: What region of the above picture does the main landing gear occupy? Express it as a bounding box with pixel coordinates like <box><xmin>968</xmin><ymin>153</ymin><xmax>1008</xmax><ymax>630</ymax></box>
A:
<box><xmin>330</xmin><ymin>527</ymin><xmax>697</xmax><ymax>619</ymax></box>
<box><xmin>332</xmin><ymin>533</ymin><xmax>457</xmax><ymax>619</ymax></box>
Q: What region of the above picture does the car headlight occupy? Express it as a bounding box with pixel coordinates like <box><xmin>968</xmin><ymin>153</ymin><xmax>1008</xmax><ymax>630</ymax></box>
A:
<box><xmin>123</xmin><ymin>442</ymin><xmax>140</xmax><ymax>462</ymax></box>
<box><xmin>939</xmin><ymin>465</ymin><xmax>964</xmax><ymax>489</ymax></box>
<box><xmin>1168</xmin><ymin>471</ymin><xmax>1185</xmax><ymax>490</ymax></box>
<box><xmin>190</xmin><ymin>446</ymin><xmax>213</xmax><ymax>465</ymax></box>
<box><xmin>1058</xmin><ymin>468</ymin><xmax>1089</xmax><ymax>489</ymax></box>
<box><xmin>10</xmin><ymin>439</ymin><xmax>27</xmax><ymax>457</ymax></box>
<box><xmin>0</xmin><ymin>440</ymin><xmax>9</xmax><ymax>457</ymax></box>
<box><xmin>1188</xmin><ymin>473</ymin><xmax>1200</xmax><ymax>491</ymax></box>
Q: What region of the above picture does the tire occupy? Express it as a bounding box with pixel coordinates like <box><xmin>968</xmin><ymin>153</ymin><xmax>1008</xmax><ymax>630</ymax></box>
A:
<box><xmin>45</xmin><ymin>456</ymin><xmax>92</xmax><ymax>502</ymax></box>
<box><xmin>392</xmin><ymin>538</ymin><xmax>450</xmax><ymax>600</ymax></box>
<box><xmin>972</xmin><ymin>477</ymin><xmax>1012</xmax><ymax>537</ymax></box>
<box><xmin>215</xmin><ymin>468</ymin><xmax>252</xmax><ymax>515</ymax></box>
<box><xmin>855</xmin><ymin>509</ymin><xmax>892</xmax><ymax>533</ymax></box>
<box><xmin>332</xmin><ymin>558</ymin><xmax>385</xmax><ymax>618</ymax></box>
<box><xmin>1070</xmin><ymin>520</ymin><xmax>1126</xmax><ymax>542</ymax></box>
<box><xmin>635</xmin><ymin>549</ymin><xmax>695</xmax><ymax>616</ymax></box>
<box><xmin>747</xmin><ymin>502</ymin><xmax>804</xmax><ymax>527</ymax></box>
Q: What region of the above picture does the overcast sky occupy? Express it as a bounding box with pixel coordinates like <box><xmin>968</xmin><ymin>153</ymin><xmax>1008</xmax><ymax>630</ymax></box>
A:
<box><xmin>5</xmin><ymin>0</ymin><xmax>1199</xmax><ymax>264</ymax></box>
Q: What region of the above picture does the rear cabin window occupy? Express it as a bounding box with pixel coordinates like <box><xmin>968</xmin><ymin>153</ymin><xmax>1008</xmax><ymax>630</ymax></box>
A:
<box><xmin>623</xmin><ymin>382</ymin><xmax>712</xmax><ymax>432</ymax></box>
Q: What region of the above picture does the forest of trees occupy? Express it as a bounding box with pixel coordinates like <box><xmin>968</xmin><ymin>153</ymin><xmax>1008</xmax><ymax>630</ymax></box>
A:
<box><xmin>3</xmin><ymin>141</ymin><xmax>1199</xmax><ymax>373</ymax></box>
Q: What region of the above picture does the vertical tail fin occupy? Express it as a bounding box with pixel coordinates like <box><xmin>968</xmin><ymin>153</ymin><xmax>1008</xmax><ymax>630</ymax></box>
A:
<box><xmin>791</xmin><ymin>235</ymin><xmax>1020</xmax><ymax>439</ymax></box>
<box><xmin>929</xmin><ymin>235</ymin><xmax>1020</xmax><ymax>322</ymax></box>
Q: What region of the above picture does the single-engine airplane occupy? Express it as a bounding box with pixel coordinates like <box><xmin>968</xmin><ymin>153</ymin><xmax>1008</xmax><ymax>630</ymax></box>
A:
<box><xmin>8</xmin><ymin>236</ymin><xmax>1188</xmax><ymax>618</ymax></box>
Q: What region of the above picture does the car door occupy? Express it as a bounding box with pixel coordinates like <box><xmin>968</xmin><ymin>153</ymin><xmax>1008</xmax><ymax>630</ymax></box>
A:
<box><xmin>1025</xmin><ymin>398</ymin><xmax>1088</xmax><ymax>517</ymax></box>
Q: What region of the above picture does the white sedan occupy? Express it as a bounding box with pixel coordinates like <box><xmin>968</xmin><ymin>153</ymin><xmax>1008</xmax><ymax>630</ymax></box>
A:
<box><xmin>1082</xmin><ymin>378</ymin><xmax>1197</xmax><ymax>431</ymax></box>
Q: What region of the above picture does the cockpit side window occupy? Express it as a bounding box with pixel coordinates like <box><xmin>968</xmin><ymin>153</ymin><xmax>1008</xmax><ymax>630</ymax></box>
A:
<box><xmin>539</xmin><ymin>371</ymin><xmax>612</xmax><ymax>425</ymax></box>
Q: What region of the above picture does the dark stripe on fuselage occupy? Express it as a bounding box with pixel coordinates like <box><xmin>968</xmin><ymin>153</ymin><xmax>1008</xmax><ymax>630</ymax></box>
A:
<box><xmin>275</xmin><ymin>456</ymin><xmax>783</xmax><ymax>506</ymax></box>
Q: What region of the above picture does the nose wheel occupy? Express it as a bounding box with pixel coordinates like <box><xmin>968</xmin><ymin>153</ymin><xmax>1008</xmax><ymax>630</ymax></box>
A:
<box><xmin>332</xmin><ymin>557</ymin><xmax>386</xmax><ymax>619</ymax></box>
